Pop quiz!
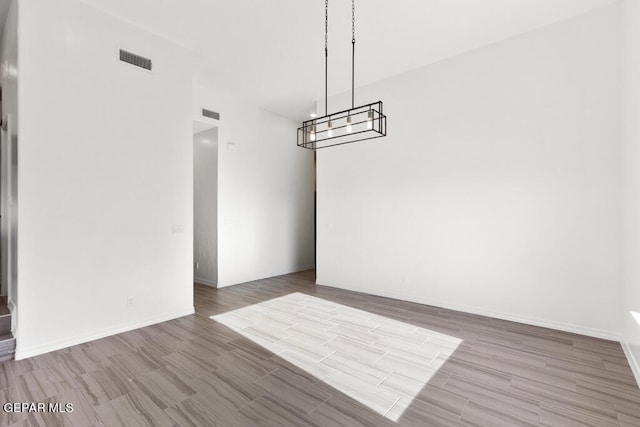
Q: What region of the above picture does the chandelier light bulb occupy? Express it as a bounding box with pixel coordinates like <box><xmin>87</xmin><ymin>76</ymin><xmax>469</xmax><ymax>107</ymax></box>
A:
<box><xmin>346</xmin><ymin>115</ymin><xmax>353</xmax><ymax>133</ymax></box>
<box><xmin>310</xmin><ymin>125</ymin><xmax>316</xmax><ymax>142</ymax></box>
<box><xmin>327</xmin><ymin>120</ymin><xmax>333</xmax><ymax>137</ymax></box>
<box><xmin>367</xmin><ymin>110</ymin><xmax>373</xmax><ymax>129</ymax></box>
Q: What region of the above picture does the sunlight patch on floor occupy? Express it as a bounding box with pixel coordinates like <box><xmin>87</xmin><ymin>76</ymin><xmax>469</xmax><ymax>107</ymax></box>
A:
<box><xmin>212</xmin><ymin>292</ymin><xmax>462</xmax><ymax>421</ymax></box>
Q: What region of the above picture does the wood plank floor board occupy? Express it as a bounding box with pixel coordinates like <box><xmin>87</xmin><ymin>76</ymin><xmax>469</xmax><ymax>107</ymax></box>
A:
<box><xmin>0</xmin><ymin>269</ymin><xmax>638</xmax><ymax>426</ymax></box>
<box><xmin>190</xmin><ymin>368</ymin><xmax>262</xmax><ymax>411</ymax></box>
<box><xmin>446</xmin><ymin>346</ymin><xmax>495</xmax><ymax>367</ymax></box>
<box><xmin>539</xmin><ymin>400</ymin><xmax>621</xmax><ymax>427</ymax></box>
<box><xmin>252</xmin><ymin>366</ymin><xmax>333</xmax><ymax>413</ymax></box>
<box><xmin>160</xmin><ymin>350</ymin><xmax>217</xmax><ymax>381</ymax></box>
<box><xmin>397</xmin><ymin>392</ymin><xmax>467</xmax><ymax>426</ymax></box>
<box><xmin>0</xmin><ymin>386</ymin><xmax>27</xmax><ymax>426</ymax></box>
<box><xmin>137</xmin><ymin>332</ymin><xmax>186</xmax><ymax>358</ymax></box>
<box><xmin>440</xmin><ymin>358</ymin><xmax>513</xmax><ymax>391</ymax></box>
<box><xmin>106</xmin><ymin>350</ymin><xmax>161</xmax><ymax>382</ymax></box>
<box><xmin>269</xmin><ymin>350</ymin><xmax>332</xmax><ymax>383</ymax></box>
<box><xmin>460</xmin><ymin>399</ymin><xmax>540</xmax><ymax>427</ymax></box>
<box><xmin>87</xmin><ymin>336</ymin><xmax>135</xmax><ymax>360</ymax></box>
<box><xmin>212</xmin><ymin>348</ymin><xmax>279</xmax><ymax>386</ymax></box>
<box><xmin>576</xmin><ymin>376</ymin><xmax>640</xmax><ymax>404</ymax></box>
<box><xmin>413</xmin><ymin>383</ymin><xmax>469</xmax><ymax>419</ymax></box>
<box><xmin>616</xmin><ymin>400</ymin><xmax>640</xmax><ymax>422</ymax></box>
<box><xmin>24</xmin><ymin>362</ymin><xmax>77</xmax><ymax>393</ymax></box>
<box><xmin>131</xmin><ymin>366</ymin><xmax>196</xmax><ymax>410</ymax></box>
<box><xmin>73</xmin><ymin>365</ymin><xmax>134</xmax><ymax>407</ymax></box>
<box><xmin>509</xmin><ymin>376</ymin><xmax>619</xmax><ymax>419</ymax></box>
<box><xmin>54</xmin><ymin>349</ymin><xmax>110</xmax><ymax>379</ymax></box>
<box><xmin>14</xmin><ymin>369</ymin><xmax>74</xmax><ymax>403</ymax></box>
<box><xmin>94</xmin><ymin>386</ymin><xmax>176</xmax><ymax>427</ymax></box>
<box><xmin>239</xmin><ymin>393</ymin><xmax>326</xmax><ymax>427</ymax></box>
<box><xmin>147</xmin><ymin>320</ymin><xmax>201</xmax><ymax>343</ymax></box>
<box><xmin>618</xmin><ymin>412</ymin><xmax>640</xmax><ymax>427</ymax></box>
<box><xmin>39</xmin><ymin>387</ymin><xmax>102</xmax><ymax>426</ymax></box>
<box><xmin>165</xmin><ymin>392</ymin><xmax>254</xmax><ymax>427</ymax></box>
<box><xmin>546</xmin><ymin>357</ymin><xmax>637</xmax><ymax>387</ymax></box>
<box><xmin>309</xmin><ymin>397</ymin><xmax>394</xmax><ymax>427</ymax></box>
<box><xmin>491</xmin><ymin>359</ymin><xmax>578</xmax><ymax>392</ymax></box>
<box><xmin>443</xmin><ymin>375</ymin><xmax>540</xmax><ymax>422</ymax></box>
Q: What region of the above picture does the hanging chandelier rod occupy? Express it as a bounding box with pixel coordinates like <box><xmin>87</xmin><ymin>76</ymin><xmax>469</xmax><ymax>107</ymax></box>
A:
<box><xmin>351</xmin><ymin>0</ymin><xmax>355</xmax><ymax>109</ymax></box>
<box><xmin>324</xmin><ymin>0</ymin><xmax>356</xmax><ymax>113</ymax></box>
<box><xmin>325</xmin><ymin>0</ymin><xmax>329</xmax><ymax>116</ymax></box>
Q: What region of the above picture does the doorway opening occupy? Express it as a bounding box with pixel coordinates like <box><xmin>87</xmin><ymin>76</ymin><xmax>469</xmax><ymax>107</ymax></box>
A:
<box><xmin>193</xmin><ymin>125</ymin><xmax>218</xmax><ymax>287</ymax></box>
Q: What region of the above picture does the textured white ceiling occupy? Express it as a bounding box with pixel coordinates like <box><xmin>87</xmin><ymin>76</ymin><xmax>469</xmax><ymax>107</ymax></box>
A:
<box><xmin>80</xmin><ymin>0</ymin><xmax>617</xmax><ymax>120</ymax></box>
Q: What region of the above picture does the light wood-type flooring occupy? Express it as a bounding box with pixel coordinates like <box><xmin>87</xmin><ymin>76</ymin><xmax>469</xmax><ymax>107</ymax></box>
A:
<box><xmin>0</xmin><ymin>270</ymin><xmax>638</xmax><ymax>426</ymax></box>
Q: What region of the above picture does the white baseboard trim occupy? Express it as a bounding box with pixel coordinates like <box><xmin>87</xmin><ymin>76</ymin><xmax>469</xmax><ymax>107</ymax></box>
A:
<box><xmin>217</xmin><ymin>264</ymin><xmax>315</xmax><ymax>288</ymax></box>
<box><xmin>14</xmin><ymin>306</ymin><xmax>195</xmax><ymax>360</ymax></box>
<box><xmin>621</xmin><ymin>336</ymin><xmax>640</xmax><ymax>387</ymax></box>
<box><xmin>316</xmin><ymin>280</ymin><xmax>621</xmax><ymax>341</ymax></box>
<box><xmin>194</xmin><ymin>277</ymin><xmax>217</xmax><ymax>287</ymax></box>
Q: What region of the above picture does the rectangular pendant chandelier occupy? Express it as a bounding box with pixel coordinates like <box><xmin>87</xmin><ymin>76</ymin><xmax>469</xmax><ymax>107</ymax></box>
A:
<box><xmin>298</xmin><ymin>0</ymin><xmax>387</xmax><ymax>151</ymax></box>
<box><xmin>297</xmin><ymin>101</ymin><xmax>387</xmax><ymax>150</ymax></box>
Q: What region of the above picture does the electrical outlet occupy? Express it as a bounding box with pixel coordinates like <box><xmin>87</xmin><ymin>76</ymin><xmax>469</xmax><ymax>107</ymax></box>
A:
<box><xmin>127</xmin><ymin>297</ymin><xmax>134</xmax><ymax>307</ymax></box>
<box><xmin>195</xmin><ymin>262</ymin><xmax>200</xmax><ymax>270</ymax></box>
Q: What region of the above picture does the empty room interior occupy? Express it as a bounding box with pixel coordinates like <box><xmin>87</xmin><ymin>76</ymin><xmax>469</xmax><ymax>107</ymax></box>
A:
<box><xmin>0</xmin><ymin>0</ymin><xmax>639</xmax><ymax>425</ymax></box>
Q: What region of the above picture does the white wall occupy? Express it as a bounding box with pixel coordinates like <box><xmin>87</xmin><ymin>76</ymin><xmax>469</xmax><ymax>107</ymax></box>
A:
<box><xmin>317</xmin><ymin>5</ymin><xmax>621</xmax><ymax>339</ymax></box>
<box><xmin>0</xmin><ymin>0</ymin><xmax>17</xmax><ymax>309</ymax></box>
<box><xmin>194</xmin><ymin>127</ymin><xmax>218</xmax><ymax>286</ymax></box>
<box><xmin>193</xmin><ymin>84</ymin><xmax>315</xmax><ymax>287</ymax></box>
<box><xmin>620</xmin><ymin>0</ymin><xmax>640</xmax><ymax>383</ymax></box>
<box><xmin>16</xmin><ymin>0</ymin><xmax>194</xmax><ymax>359</ymax></box>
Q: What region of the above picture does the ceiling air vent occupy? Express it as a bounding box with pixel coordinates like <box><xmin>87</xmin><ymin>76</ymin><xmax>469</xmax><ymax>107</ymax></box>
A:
<box><xmin>202</xmin><ymin>108</ymin><xmax>220</xmax><ymax>120</ymax></box>
<box><xmin>119</xmin><ymin>49</ymin><xmax>152</xmax><ymax>71</ymax></box>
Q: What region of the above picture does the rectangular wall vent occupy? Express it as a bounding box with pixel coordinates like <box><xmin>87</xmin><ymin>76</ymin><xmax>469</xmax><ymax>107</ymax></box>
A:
<box><xmin>202</xmin><ymin>108</ymin><xmax>220</xmax><ymax>120</ymax></box>
<box><xmin>119</xmin><ymin>49</ymin><xmax>152</xmax><ymax>71</ymax></box>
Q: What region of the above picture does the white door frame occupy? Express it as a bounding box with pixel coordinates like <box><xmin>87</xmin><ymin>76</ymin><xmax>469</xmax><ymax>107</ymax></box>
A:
<box><xmin>1</xmin><ymin>114</ymin><xmax>12</xmax><ymax>306</ymax></box>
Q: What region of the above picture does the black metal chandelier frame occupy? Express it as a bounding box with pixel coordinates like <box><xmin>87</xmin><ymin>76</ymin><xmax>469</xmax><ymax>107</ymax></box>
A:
<box><xmin>297</xmin><ymin>0</ymin><xmax>387</xmax><ymax>150</ymax></box>
<box><xmin>298</xmin><ymin>101</ymin><xmax>386</xmax><ymax>149</ymax></box>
